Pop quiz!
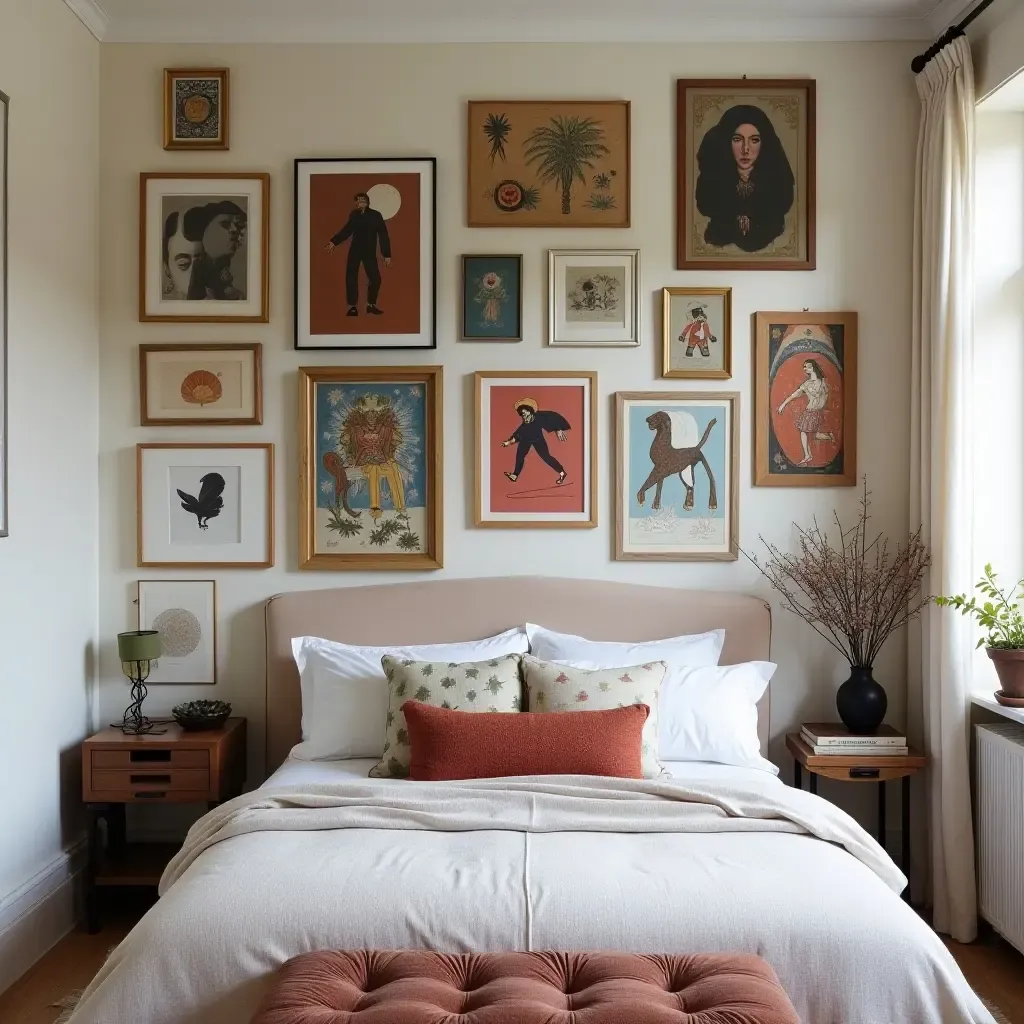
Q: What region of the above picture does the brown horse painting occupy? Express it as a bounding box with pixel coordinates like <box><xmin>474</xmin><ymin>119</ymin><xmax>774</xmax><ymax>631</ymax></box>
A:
<box><xmin>637</xmin><ymin>410</ymin><xmax>718</xmax><ymax>513</ymax></box>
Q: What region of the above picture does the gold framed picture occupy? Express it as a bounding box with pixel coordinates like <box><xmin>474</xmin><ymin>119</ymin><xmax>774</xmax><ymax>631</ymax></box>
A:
<box><xmin>467</xmin><ymin>100</ymin><xmax>630</xmax><ymax>228</ymax></box>
<box><xmin>299</xmin><ymin>366</ymin><xmax>443</xmax><ymax>570</ymax></box>
<box><xmin>139</xmin><ymin>172</ymin><xmax>270</xmax><ymax>323</ymax></box>
<box><xmin>754</xmin><ymin>311</ymin><xmax>857</xmax><ymax>487</ymax></box>
<box><xmin>662</xmin><ymin>287</ymin><xmax>732</xmax><ymax>379</ymax></box>
<box><xmin>164</xmin><ymin>68</ymin><xmax>230</xmax><ymax>150</ymax></box>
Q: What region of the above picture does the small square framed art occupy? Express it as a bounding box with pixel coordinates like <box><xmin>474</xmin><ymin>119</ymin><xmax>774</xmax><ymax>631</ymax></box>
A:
<box><xmin>548</xmin><ymin>249</ymin><xmax>639</xmax><ymax>347</ymax></box>
<box><xmin>163</xmin><ymin>68</ymin><xmax>230</xmax><ymax>151</ymax></box>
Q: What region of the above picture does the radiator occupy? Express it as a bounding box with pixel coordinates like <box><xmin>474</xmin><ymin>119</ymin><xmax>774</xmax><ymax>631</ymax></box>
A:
<box><xmin>976</xmin><ymin>722</ymin><xmax>1024</xmax><ymax>953</ymax></box>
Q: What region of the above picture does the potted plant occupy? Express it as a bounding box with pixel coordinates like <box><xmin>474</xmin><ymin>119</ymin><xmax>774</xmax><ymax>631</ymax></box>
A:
<box><xmin>745</xmin><ymin>483</ymin><xmax>932</xmax><ymax>734</ymax></box>
<box><xmin>936</xmin><ymin>565</ymin><xmax>1024</xmax><ymax>706</ymax></box>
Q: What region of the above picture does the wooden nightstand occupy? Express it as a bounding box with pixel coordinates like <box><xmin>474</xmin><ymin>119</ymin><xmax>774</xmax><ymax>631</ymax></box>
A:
<box><xmin>786</xmin><ymin>731</ymin><xmax>926</xmax><ymax>902</ymax></box>
<box><xmin>82</xmin><ymin>718</ymin><xmax>246</xmax><ymax>932</ymax></box>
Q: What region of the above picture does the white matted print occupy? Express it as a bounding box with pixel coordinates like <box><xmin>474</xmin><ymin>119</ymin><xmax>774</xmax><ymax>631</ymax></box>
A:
<box><xmin>138</xmin><ymin>579</ymin><xmax>216</xmax><ymax>685</ymax></box>
<box><xmin>137</xmin><ymin>443</ymin><xmax>274</xmax><ymax>568</ymax></box>
<box><xmin>140</xmin><ymin>173</ymin><xmax>269</xmax><ymax>323</ymax></box>
<box><xmin>548</xmin><ymin>249</ymin><xmax>639</xmax><ymax>347</ymax></box>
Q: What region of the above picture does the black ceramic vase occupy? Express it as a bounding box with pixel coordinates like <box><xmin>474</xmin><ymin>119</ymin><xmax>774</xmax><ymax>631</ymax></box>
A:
<box><xmin>836</xmin><ymin>666</ymin><xmax>887</xmax><ymax>733</ymax></box>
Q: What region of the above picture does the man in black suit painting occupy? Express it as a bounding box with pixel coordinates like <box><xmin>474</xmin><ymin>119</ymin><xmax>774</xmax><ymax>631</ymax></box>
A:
<box><xmin>325</xmin><ymin>192</ymin><xmax>391</xmax><ymax>316</ymax></box>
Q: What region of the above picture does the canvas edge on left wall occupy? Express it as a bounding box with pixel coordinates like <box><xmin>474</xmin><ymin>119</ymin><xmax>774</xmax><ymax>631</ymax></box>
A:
<box><xmin>0</xmin><ymin>91</ymin><xmax>8</xmax><ymax>538</ymax></box>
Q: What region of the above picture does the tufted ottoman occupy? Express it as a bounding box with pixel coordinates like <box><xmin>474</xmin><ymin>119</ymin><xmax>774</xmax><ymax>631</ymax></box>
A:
<box><xmin>249</xmin><ymin>949</ymin><xmax>800</xmax><ymax>1024</ymax></box>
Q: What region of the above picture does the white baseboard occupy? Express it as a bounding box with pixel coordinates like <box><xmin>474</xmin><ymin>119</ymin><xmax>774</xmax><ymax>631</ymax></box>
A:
<box><xmin>0</xmin><ymin>839</ymin><xmax>87</xmax><ymax>995</ymax></box>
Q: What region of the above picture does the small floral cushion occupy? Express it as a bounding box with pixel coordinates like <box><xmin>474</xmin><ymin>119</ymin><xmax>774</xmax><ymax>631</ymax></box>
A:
<box><xmin>370</xmin><ymin>653</ymin><xmax>524</xmax><ymax>779</ymax></box>
<box><xmin>520</xmin><ymin>655</ymin><xmax>668</xmax><ymax>779</ymax></box>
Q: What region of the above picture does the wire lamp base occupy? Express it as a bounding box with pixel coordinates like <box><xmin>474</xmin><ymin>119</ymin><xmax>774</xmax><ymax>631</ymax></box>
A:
<box><xmin>114</xmin><ymin>662</ymin><xmax>167</xmax><ymax>735</ymax></box>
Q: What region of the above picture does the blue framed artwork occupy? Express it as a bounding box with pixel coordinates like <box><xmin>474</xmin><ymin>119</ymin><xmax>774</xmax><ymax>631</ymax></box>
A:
<box><xmin>461</xmin><ymin>254</ymin><xmax>522</xmax><ymax>342</ymax></box>
<box><xmin>615</xmin><ymin>391</ymin><xmax>739</xmax><ymax>561</ymax></box>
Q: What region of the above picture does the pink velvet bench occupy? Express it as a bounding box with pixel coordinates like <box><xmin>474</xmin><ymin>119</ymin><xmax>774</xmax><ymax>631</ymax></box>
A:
<box><xmin>250</xmin><ymin>949</ymin><xmax>800</xmax><ymax>1024</ymax></box>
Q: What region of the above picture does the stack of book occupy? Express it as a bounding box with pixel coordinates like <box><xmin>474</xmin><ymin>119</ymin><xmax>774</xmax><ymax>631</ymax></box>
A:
<box><xmin>801</xmin><ymin>723</ymin><xmax>908</xmax><ymax>756</ymax></box>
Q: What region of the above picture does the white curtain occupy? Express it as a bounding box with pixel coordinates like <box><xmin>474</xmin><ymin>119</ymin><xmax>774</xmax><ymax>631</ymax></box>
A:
<box><xmin>908</xmin><ymin>34</ymin><xmax>978</xmax><ymax>944</ymax></box>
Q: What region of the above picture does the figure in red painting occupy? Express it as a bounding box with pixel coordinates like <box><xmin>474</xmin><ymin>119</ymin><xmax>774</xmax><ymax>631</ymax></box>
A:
<box><xmin>678</xmin><ymin>304</ymin><xmax>717</xmax><ymax>358</ymax></box>
<box><xmin>776</xmin><ymin>359</ymin><xmax>835</xmax><ymax>466</ymax></box>
<box><xmin>499</xmin><ymin>397</ymin><xmax>570</xmax><ymax>486</ymax></box>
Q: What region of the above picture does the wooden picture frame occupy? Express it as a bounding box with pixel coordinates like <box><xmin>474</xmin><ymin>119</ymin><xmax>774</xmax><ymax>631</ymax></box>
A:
<box><xmin>475</xmin><ymin>370</ymin><xmax>598</xmax><ymax>529</ymax></box>
<box><xmin>677</xmin><ymin>79</ymin><xmax>816</xmax><ymax>271</ymax></box>
<box><xmin>467</xmin><ymin>100</ymin><xmax>630</xmax><ymax>228</ymax></box>
<box><xmin>548</xmin><ymin>249</ymin><xmax>640</xmax><ymax>347</ymax></box>
<box><xmin>163</xmin><ymin>68</ymin><xmax>230</xmax><ymax>151</ymax></box>
<box><xmin>138</xmin><ymin>579</ymin><xmax>217</xmax><ymax>685</ymax></box>
<box><xmin>754</xmin><ymin>311</ymin><xmax>857</xmax><ymax>487</ymax></box>
<box><xmin>139</xmin><ymin>171</ymin><xmax>270</xmax><ymax>323</ymax></box>
<box><xmin>139</xmin><ymin>343</ymin><xmax>262</xmax><ymax>426</ymax></box>
<box><xmin>299</xmin><ymin>365</ymin><xmax>443</xmax><ymax>570</ymax></box>
<box><xmin>662</xmin><ymin>287</ymin><xmax>732</xmax><ymax>379</ymax></box>
<box><xmin>461</xmin><ymin>254</ymin><xmax>523</xmax><ymax>342</ymax></box>
<box><xmin>137</xmin><ymin>442</ymin><xmax>274</xmax><ymax>568</ymax></box>
<box><xmin>615</xmin><ymin>391</ymin><xmax>739</xmax><ymax>561</ymax></box>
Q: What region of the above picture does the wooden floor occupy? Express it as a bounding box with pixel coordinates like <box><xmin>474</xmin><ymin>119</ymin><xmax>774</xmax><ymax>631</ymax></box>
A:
<box><xmin>1</xmin><ymin>903</ymin><xmax>1022</xmax><ymax>1023</ymax></box>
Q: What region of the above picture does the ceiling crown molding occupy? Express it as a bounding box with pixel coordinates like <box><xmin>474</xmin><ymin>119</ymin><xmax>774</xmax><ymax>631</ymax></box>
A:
<box><xmin>926</xmin><ymin>0</ymin><xmax>986</xmax><ymax>33</ymax></box>
<box><xmin>63</xmin><ymin>0</ymin><xmax>109</xmax><ymax>40</ymax></box>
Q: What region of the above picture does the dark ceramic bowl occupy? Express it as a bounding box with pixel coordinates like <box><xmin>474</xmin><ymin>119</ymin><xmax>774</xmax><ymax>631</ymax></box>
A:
<box><xmin>172</xmin><ymin>699</ymin><xmax>232</xmax><ymax>732</ymax></box>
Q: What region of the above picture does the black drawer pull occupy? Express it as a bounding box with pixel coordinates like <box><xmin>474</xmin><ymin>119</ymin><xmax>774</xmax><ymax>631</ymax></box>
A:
<box><xmin>133</xmin><ymin>791</ymin><xmax>167</xmax><ymax>800</ymax></box>
<box><xmin>131</xmin><ymin>774</ymin><xmax>171</xmax><ymax>785</ymax></box>
<box><xmin>849</xmin><ymin>768</ymin><xmax>880</xmax><ymax>779</ymax></box>
<box><xmin>130</xmin><ymin>750</ymin><xmax>171</xmax><ymax>763</ymax></box>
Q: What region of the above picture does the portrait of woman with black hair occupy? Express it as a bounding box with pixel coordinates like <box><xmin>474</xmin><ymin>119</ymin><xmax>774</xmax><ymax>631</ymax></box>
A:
<box><xmin>695</xmin><ymin>103</ymin><xmax>795</xmax><ymax>254</ymax></box>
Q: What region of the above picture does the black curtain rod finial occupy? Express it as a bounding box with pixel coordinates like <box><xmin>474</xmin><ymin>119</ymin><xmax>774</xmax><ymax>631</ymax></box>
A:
<box><xmin>912</xmin><ymin>0</ymin><xmax>997</xmax><ymax>73</ymax></box>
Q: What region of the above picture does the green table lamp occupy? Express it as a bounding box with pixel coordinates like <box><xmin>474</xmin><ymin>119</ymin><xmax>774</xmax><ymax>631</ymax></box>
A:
<box><xmin>116</xmin><ymin>630</ymin><xmax>165</xmax><ymax>735</ymax></box>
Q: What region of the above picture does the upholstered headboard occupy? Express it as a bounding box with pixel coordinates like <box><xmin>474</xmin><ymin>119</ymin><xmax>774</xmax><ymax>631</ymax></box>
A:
<box><xmin>264</xmin><ymin>577</ymin><xmax>772</xmax><ymax>772</ymax></box>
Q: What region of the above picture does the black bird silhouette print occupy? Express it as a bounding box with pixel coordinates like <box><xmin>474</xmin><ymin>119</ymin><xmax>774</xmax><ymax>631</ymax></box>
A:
<box><xmin>177</xmin><ymin>472</ymin><xmax>225</xmax><ymax>530</ymax></box>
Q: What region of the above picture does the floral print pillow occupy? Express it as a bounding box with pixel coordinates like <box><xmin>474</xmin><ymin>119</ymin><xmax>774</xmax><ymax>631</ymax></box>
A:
<box><xmin>521</xmin><ymin>655</ymin><xmax>668</xmax><ymax>779</ymax></box>
<box><xmin>370</xmin><ymin>653</ymin><xmax>524</xmax><ymax>779</ymax></box>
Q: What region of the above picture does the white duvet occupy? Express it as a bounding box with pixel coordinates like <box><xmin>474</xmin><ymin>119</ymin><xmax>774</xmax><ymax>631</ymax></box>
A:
<box><xmin>68</xmin><ymin>764</ymin><xmax>993</xmax><ymax>1024</ymax></box>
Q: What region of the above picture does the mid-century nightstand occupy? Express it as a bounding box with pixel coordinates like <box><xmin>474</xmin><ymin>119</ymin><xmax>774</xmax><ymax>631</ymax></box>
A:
<box><xmin>81</xmin><ymin>717</ymin><xmax>246</xmax><ymax>932</ymax></box>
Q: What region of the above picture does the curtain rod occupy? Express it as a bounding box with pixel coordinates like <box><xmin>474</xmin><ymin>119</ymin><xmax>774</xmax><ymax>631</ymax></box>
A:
<box><xmin>912</xmin><ymin>0</ymin><xmax>997</xmax><ymax>73</ymax></box>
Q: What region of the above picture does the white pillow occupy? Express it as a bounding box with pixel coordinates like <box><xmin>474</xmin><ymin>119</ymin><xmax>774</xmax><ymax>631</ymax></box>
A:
<box><xmin>659</xmin><ymin>661</ymin><xmax>777</xmax><ymax>774</ymax></box>
<box><xmin>525</xmin><ymin>623</ymin><xmax>725</xmax><ymax>669</ymax></box>
<box><xmin>290</xmin><ymin>628</ymin><xmax>529</xmax><ymax>760</ymax></box>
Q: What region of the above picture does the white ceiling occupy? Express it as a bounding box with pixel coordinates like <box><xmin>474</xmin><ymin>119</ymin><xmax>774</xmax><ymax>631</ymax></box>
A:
<box><xmin>66</xmin><ymin>0</ymin><xmax>978</xmax><ymax>43</ymax></box>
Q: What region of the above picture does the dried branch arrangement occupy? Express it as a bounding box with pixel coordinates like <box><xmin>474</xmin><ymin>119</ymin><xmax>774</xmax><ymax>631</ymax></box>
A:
<box><xmin>744</xmin><ymin>481</ymin><xmax>932</xmax><ymax>667</ymax></box>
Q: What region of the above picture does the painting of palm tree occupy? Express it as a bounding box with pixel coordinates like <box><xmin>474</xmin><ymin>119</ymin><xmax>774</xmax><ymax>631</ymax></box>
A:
<box><xmin>523</xmin><ymin>116</ymin><xmax>609</xmax><ymax>216</ymax></box>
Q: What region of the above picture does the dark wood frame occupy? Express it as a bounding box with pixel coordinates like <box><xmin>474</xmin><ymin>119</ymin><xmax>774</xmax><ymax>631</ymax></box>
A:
<box><xmin>661</xmin><ymin>286</ymin><xmax>732</xmax><ymax>380</ymax></box>
<box><xmin>139</xmin><ymin>171</ymin><xmax>270</xmax><ymax>323</ymax></box>
<box><xmin>460</xmin><ymin>254</ymin><xmax>523</xmax><ymax>342</ymax></box>
<box><xmin>163</xmin><ymin>67</ymin><xmax>230</xmax><ymax>151</ymax></box>
<box><xmin>676</xmin><ymin>79</ymin><xmax>816</xmax><ymax>271</ymax></box>
<box><xmin>754</xmin><ymin>311</ymin><xmax>857</xmax><ymax>487</ymax></box>
<box><xmin>139</xmin><ymin>343</ymin><xmax>263</xmax><ymax>426</ymax></box>
<box><xmin>293</xmin><ymin>157</ymin><xmax>437</xmax><ymax>351</ymax></box>
<box><xmin>298</xmin><ymin>365</ymin><xmax>444</xmax><ymax>569</ymax></box>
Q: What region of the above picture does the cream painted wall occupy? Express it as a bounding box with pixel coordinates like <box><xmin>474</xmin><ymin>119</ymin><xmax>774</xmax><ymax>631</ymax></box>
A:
<box><xmin>0</xmin><ymin>0</ymin><xmax>99</xmax><ymax>918</ymax></box>
<box><xmin>971</xmin><ymin>0</ymin><xmax>1024</xmax><ymax>100</ymax></box>
<box><xmin>99</xmin><ymin>42</ymin><xmax>918</xmax><ymax>828</ymax></box>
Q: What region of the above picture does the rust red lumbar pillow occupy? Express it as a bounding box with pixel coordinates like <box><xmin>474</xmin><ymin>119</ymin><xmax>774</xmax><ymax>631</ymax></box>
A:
<box><xmin>402</xmin><ymin>700</ymin><xmax>648</xmax><ymax>781</ymax></box>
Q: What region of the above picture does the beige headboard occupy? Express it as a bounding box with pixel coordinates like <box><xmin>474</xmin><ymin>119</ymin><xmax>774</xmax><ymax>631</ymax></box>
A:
<box><xmin>265</xmin><ymin>577</ymin><xmax>772</xmax><ymax>772</ymax></box>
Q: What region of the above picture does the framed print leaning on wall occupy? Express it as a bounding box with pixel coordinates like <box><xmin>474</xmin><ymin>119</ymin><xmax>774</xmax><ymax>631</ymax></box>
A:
<box><xmin>0</xmin><ymin>91</ymin><xmax>7</xmax><ymax>537</ymax></box>
<box><xmin>299</xmin><ymin>366</ymin><xmax>443</xmax><ymax>570</ymax></box>
<box><xmin>295</xmin><ymin>158</ymin><xmax>436</xmax><ymax>350</ymax></box>
<box><xmin>138</xmin><ymin>579</ymin><xmax>217</xmax><ymax>685</ymax></box>
<box><xmin>616</xmin><ymin>391</ymin><xmax>739</xmax><ymax>561</ymax></box>
<box><xmin>139</xmin><ymin>172</ymin><xmax>270</xmax><ymax>322</ymax></box>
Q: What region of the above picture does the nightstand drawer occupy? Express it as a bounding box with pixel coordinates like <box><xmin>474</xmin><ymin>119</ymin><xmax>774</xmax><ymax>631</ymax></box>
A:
<box><xmin>91</xmin><ymin>748</ymin><xmax>210</xmax><ymax>769</ymax></box>
<box><xmin>90</xmin><ymin>768</ymin><xmax>210</xmax><ymax>801</ymax></box>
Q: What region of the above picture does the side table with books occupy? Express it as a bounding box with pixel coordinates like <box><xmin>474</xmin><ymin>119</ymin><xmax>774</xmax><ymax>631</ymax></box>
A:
<box><xmin>786</xmin><ymin>723</ymin><xmax>927</xmax><ymax>903</ymax></box>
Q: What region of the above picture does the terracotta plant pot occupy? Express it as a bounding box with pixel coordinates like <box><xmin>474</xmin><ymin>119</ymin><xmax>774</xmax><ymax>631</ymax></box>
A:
<box><xmin>987</xmin><ymin>648</ymin><xmax>1024</xmax><ymax>701</ymax></box>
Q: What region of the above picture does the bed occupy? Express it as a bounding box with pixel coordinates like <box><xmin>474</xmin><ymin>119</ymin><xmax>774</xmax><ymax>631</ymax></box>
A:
<box><xmin>67</xmin><ymin>578</ymin><xmax>994</xmax><ymax>1024</ymax></box>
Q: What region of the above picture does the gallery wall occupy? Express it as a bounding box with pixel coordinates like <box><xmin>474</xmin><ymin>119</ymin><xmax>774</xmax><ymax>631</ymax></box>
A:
<box><xmin>98</xmin><ymin>41</ymin><xmax>919</xmax><ymax>829</ymax></box>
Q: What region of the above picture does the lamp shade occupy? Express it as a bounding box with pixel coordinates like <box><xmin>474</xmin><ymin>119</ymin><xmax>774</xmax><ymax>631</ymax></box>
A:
<box><xmin>118</xmin><ymin>630</ymin><xmax>162</xmax><ymax>663</ymax></box>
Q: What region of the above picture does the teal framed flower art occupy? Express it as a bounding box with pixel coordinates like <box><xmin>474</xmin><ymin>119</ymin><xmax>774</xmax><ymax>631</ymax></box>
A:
<box><xmin>461</xmin><ymin>255</ymin><xmax>522</xmax><ymax>342</ymax></box>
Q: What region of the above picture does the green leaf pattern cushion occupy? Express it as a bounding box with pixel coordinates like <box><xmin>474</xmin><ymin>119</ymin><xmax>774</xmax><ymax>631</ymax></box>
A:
<box><xmin>370</xmin><ymin>654</ymin><xmax>524</xmax><ymax>778</ymax></box>
<box><xmin>521</xmin><ymin>655</ymin><xmax>668</xmax><ymax>778</ymax></box>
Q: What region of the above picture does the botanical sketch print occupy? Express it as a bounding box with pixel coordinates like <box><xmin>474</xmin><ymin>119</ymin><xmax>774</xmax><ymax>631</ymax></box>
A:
<box><xmin>161</xmin><ymin>195</ymin><xmax>248</xmax><ymax>302</ymax></box>
<box><xmin>169</xmin><ymin>465</ymin><xmax>241</xmax><ymax>545</ymax></box>
<box><xmin>315</xmin><ymin>382</ymin><xmax>428</xmax><ymax>555</ymax></box>
<box><xmin>565</xmin><ymin>266</ymin><xmax>625</xmax><ymax>324</ymax></box>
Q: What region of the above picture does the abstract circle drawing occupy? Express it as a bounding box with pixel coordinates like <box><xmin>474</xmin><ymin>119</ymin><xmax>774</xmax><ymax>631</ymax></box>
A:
<box><xmin>182</xmin><ymin>94</ymin><xmax>212</xmax><ymax>124</ymax></box>
<box><xmin>367</xmin><ymin>183</ymin><xmax>402</xmax><ymax>221</ymax></box>
<box><xmin>153</xmin><ymin>608</ymin><xmax>203</xmax><ymax>658</ymax></box>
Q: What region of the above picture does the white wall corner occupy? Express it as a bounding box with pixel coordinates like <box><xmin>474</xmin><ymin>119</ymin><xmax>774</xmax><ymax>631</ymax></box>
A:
<box><xmin>927</xmin><ymin>0</ymin><xmax>984</xmax><ymax>35</ymax></box>
<box><xmin>0</xmin><ymin>840</ymin><xmax>88</xmax><ymax>995</ymax></box>
<box><xmin>63</xmin><ymin>0</ymin><xmax>109</xmax><ymax>41</ymax></box>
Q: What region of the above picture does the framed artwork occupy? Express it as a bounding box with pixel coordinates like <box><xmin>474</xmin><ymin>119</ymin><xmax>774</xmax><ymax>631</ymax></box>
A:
<box><xmin>163</xmin><ymin>68</ymin><xmax>230</xmax><ymax>150</ymax></box>
<box><xmin>662</xmin><ymin>287</ymin><xmax>732</xmax><ymax>380</ymax></box>
<box><xmin>461</xmin><ymin>254</ymin><xmax>522</xmax><ymax>342</ymax></box>
<box><xmin>139</xmin><ymin>172</ymin><xmax>269</xmax><ymax>323</ymax></box>
<box><xmin>548</xmin><ymin>249</ymin><xmax>640</xmax><ymax>347</ymax></box>
<box><xmin>754</xmin><ymin>311</ymin><xmax>857</xmax><ymax>487</ymax></box>
<box><xmin>467</xmin><ymin>100</ymin><xmax>630</xmax><ymax>228</ymax></box>
<box><xmin>299</xmin><ymin>366</ymin><xmax>443</xmax><ymax>570</ymax></box>
<box><xmin>676</xmin><ymin>79</ymin><xmax>816</xmax><ymax>271</ymax></box>
<box><xmin>137</xmin><ymin>443</ymin><xmax>274</xmax><ymax>568</ymax></box>
<box><xmin>138</xmin><ymin>580</ymin><xmax>217</xmax><ymax>685</ymax></box>
<box><xmin>140</xmin><ymin>343</ymin><xmax>262</xmax><ymax>426</ymax></box>
<box><xmin>475</xmin><ymin>371</ymin><xmax>597</xmax><ymax>529</ymax></box>
<box><xmin>615</xmin><ymin>391</ymin><xmax>739</xmax><ymax>561</ymax></box>
<box><xmin>295</xmin><ymin>158</ymin><xmax>436</xmax><ymax>350</ymax></box>
<box><xmin>0</xmin><ymin>91</ymin><xmax>7</xmax><ymax>538</ymax></box>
